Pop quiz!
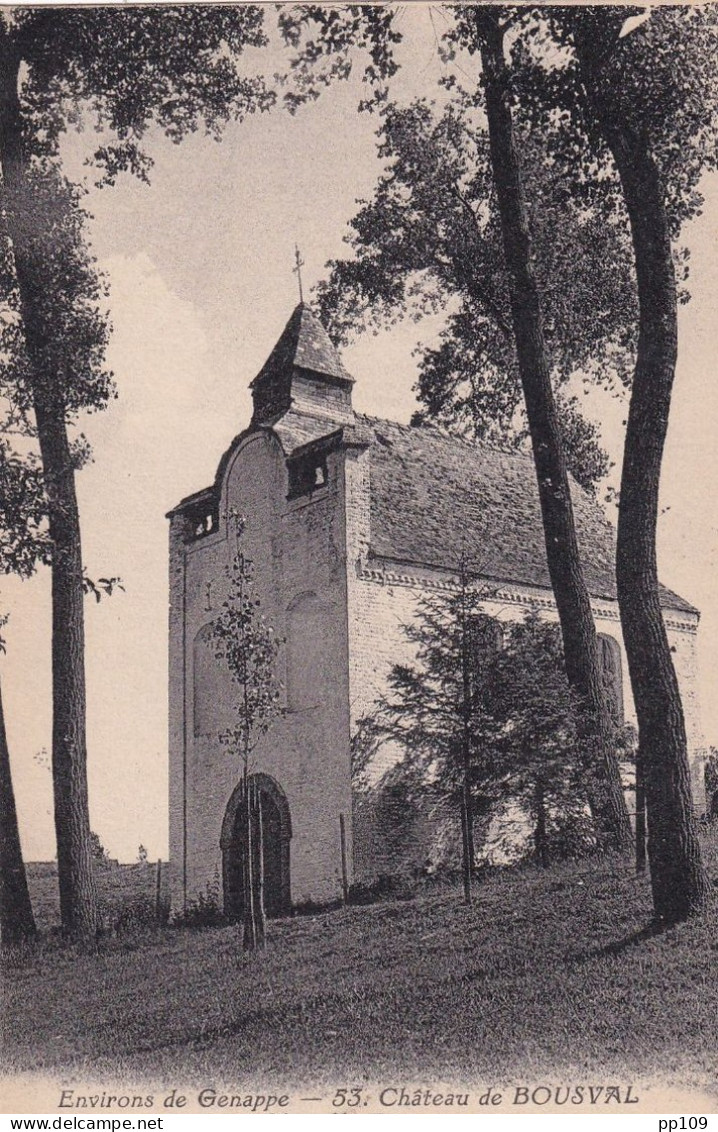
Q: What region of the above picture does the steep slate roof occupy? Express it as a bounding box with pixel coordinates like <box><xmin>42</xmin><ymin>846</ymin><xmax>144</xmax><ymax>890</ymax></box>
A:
<box><xmin>250</xmin><ymin>303</ymin><xmax>354</xmax><ymax>389</ymax></box>
<box><xmin>359</xmin><ymin>414</ymin><xmax>696</xmax><ymax>615</ymax></box>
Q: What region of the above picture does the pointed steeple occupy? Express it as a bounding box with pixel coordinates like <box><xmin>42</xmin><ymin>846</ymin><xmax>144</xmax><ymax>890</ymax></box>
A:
<box><xmin>250</xmin><ymin>303</ymin><xmax>354</xmax><ymax>426</ymax></box>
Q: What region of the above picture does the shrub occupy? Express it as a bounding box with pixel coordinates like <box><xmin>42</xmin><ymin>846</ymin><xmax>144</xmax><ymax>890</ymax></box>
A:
<box><xmin>113</xmin><ymin>895</ymin><xmax>166</xmax><ymax>935</ymax></box>
<box><xmin>348</xmin><ymin>873</ymin><xmax>417</xmax><ymax>906</ymax></box>
<box><xmin>172</xmin><ymin>880</ymin><xmax>225</xmax><ymax>930</ymax></box>
<box><xmin>291</xmin><ymin>897</ymin><xmax>343</xmax><ymax>917</ymax></box>
<box><xmin>481</xmin><ymin>797</ymin><xmax>596</xmax><ymax>868</ymax></box>
<box><xmin>546</xmin><ymin>803</ymin><xmax>598</xmax><ymax>862</ymax></box>
<box><xmin>90</xmin><ymin>831</ymin><xmax>113</xmax><ymax>869</ymax></box>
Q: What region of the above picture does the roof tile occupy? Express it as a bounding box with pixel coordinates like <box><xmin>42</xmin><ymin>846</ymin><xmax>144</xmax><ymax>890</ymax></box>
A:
<box><xmin>359</xmin><ymin>414</ymin><xmax>695</xmax><ymax>615</ymax></box>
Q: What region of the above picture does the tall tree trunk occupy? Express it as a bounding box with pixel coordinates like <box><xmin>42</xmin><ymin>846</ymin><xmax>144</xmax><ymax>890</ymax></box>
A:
<box><xmin>635</xmin><ymin>751</ymin><xmax>647</xmax><ymax>875</ymax></box>
<box><xmin>459</xmin><ymin>788</ymin><xmax>473</xmax><ymax>905</ymax></box>
<box><xmin>475</xmin><ymin>11</ymin><xmax>632</xmax><ymax>853</ymax></box>
<box><xmin>574</xmin><ymin>29</ymin><xmax>707</xmax><ymax>922</ymax></box>
<box><xmin>459</xmin><ymin>565</ymin><xmax>475</xmax><ymax>903</ymax></box>
<box><xmin>0</xmin><ymin>677</ymin><xmax>37</xmax><ymax>943</ymax></box>
<box><xmin>0</xmin><ymin>36</ymin><xmax>98</xmax><ymax>939</ymax></box>
<box><xmin>534</xmin><ymin>782</ymin><xmax>549</xmax><ymax>869</ymax></box>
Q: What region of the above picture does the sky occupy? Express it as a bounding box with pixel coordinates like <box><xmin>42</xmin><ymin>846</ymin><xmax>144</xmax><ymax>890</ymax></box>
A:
<box><xmin>2</xmin><ymin>5</ymin><xmax>716</xmax><ymax>862</ymax></box>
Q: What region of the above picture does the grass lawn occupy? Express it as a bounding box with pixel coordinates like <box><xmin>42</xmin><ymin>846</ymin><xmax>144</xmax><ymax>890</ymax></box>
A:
<box><xmin>22</xmin><ymin>860</ymin><xmax>168</xmax><ymax>933</ymax></box>
<box><xmin>3</xmin><ymin>831</ymin><xmax>717</xmax><ymax>1096</ymax></box>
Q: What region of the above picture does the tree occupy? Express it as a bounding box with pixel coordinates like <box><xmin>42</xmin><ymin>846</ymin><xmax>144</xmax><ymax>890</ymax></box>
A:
<box><xmin>0</xmin><ymin>436</ymin><xmax>49</xmax><ymax>944</ymax></box>
<box><xmin>0</xmin><ymin>7</ymin><xmax>274</xmax><ymax>939</ymax></box>
<box><xmin>357</xmin><ymin>569</ymin><xmax>507</xmax><ymax>904</ymax></box>
<box><xmin>555</xmin><ymin>6</ymin><xmax>716</xmax><ymax>923</ymax></box>
<box><xmin>211</xmin><ymin>521</ymin><xmax>283</xmax><ymax>951</ymax></box>
<box><xmin>360</xmin><ymin>580</ymin><xmax>615</xmax><ymax>883</ymax></box>
<box><xmin>484</xmin><ymin>613</ymin><xmax>620</xmax><ymax>869</ymax></box>
<box><xmin>89</xmin><ymin>830</ymin><xmax>110</xmax><ymax>869</ymax></box>
<box><xmin>0</xmin><ymin>636</ymin><xmax>36</xmax><ymax>945</ymax></box>
<box><xmin>317</xmin><ymin>20</ymin><xmax>632</xmax><ymax>850</ymax></box>
<box><xmin>0</xmin><ymin>164</ymin><xmax>112</xmax><ymax>939</ymax></box>
<box><xmin>464</xmin><ymin>7</ymin><xmax>630</xmax><ymax>853</ymax></box>
<box><xmin>0</xmin><ymin>426</ymin><xmax>120</xmax><ymax>944</ymax></box>
<box><xmin>317</xmin><ymin>98</ymin><xmax>632</xmax><ymax>495</ymax></box>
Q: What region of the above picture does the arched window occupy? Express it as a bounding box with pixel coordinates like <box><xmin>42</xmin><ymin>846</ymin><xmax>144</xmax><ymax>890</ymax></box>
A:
<box><xmin>193</xmin><ymin>621</ymin><xmax>233</xmax><ymax>738</ymax></box>
<box><xmin>286</xmin><ymin>592</ymin><xmax>331</xmax><ymax>712</ymax></box>
<box><xmin>598</xmin><ymin>634</ymin><xmax>624</xmax><ymax>725</ymax></box>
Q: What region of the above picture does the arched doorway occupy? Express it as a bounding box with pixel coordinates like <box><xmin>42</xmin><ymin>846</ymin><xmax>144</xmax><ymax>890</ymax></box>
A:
<box><xmin>220</xmin><ymin>774</ymin><xmax>291</xmax><ymax>920</ymax></box>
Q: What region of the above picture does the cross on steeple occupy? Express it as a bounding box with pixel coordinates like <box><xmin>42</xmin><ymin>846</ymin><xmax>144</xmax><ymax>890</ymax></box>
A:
<box><xmin>293</xmin><ymin>244</ymin><xmax>305</xmax><ymax>304</ymax></box>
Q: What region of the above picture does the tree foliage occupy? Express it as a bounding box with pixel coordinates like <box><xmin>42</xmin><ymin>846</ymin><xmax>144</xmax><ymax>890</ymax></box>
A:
<box><xmin>483</xmin><ymin>613</ymin><xmax>601</xmax><ymax>867</ymax></box>
<box><xmin>360</xmin><ymin>585</ymin><xmax>499</xmax><ymax>802</ymax></box>
<box><xmin>0</xmin><ymin>170</ymin><xmax>113</xmax><ymax>419</ymax></box>
<box><xmin>519</xmin><ymin>6</ymin><xmax>718</xmax><ymax>239</ymax></box>
<box><xmin>212</xmin><ymin>532</ymin><xmax>283</xmax><ymax>767</ymax></box>
<box><xmin>360</xmin><ymin>584</ymin><xmax>614</xmax><ymax>873</ymax></box>
<box><xmin>316</xmin><ymin>93</ymin><xmax>636</xmax><ymax>493</ymax></box>
<box><xmin>277</xmin><ymin>5</ymin><xmax>402</xmax><ymax>115</ymax></box>
<box><xmin>0</xmin><ymin>276</ymin><xmax>51</xmax><ymax>945</ymax></box>
<box><xmin>354</xmin><ymin>574</ymin><xmax>503</xmax><ymax>898</ymax></box>
<box><xmin>0</xmin><ymin>391</ymin><xmax>50</xmax><ymax>946</ymax></box>
<box><xmin>3</xmin><ymin>7</ymin><xmax>273</xmax><ymax>181</ymax></box>
<box><xmin>0</xmin><ymin>439</ymin><xmax>49</xmax><ymax>580</ymax></box>
<box><xmin>211</xmin><ymin>519</ymin><xmax>283</xmax><ymax>952</ymax></box>
<box><xmin>89</xmin><ymin>830</ymin><xmax>110</xmax><ymax>868</ymax></box>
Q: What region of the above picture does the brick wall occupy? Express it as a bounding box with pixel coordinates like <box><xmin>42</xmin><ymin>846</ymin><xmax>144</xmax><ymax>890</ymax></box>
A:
<box><xmin>169</xmin><ymin>429</ymin><xmax>353</xmax><ymax>914</ymax></box>
<box><xmin>292</xmin><ymin>373</ymin><xmax>354</xmax><ymax>423</ymax></box>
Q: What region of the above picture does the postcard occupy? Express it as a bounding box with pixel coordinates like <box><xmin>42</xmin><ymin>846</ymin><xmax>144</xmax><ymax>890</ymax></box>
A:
<box><xmin>1</xmin><ymin>1</ymin><xmax>716</xmax><ymax>1117</ymax></box>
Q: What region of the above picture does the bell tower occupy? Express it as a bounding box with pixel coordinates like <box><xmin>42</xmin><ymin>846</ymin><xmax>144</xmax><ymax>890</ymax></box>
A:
<box><xmin>250</xmin><ymin>303</ymin><xmax>355</xmax><ymax>427</ymax></box>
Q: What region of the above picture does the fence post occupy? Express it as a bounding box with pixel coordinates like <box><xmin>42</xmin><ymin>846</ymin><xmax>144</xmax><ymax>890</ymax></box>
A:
<box><xmin>155</xmin><ymin>859</ymin><xmax>163</xmax><ymax>919</ymax></box>
<box><xmin>339</xmin><ymin>813</ymin><xmax>349</xmax><ymax>904</ymax></box>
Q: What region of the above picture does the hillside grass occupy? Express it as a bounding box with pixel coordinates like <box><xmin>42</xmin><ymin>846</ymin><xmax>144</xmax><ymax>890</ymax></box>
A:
<box><xmin>3</xmin><ymin>831</ymin><xmax>717</xmax><ymax>1092</ymax></box>
<box><xmin>24</xmin><ymin>860</ymin><xmax>168</xmax><ymax>933</ymax></box>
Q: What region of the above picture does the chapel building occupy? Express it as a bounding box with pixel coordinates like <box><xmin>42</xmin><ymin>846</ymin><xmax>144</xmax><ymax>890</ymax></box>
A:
<box><xmin>167</xmin><ymin>303</ymin><xmax>707</xmax><ymax>916</ymax></box>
